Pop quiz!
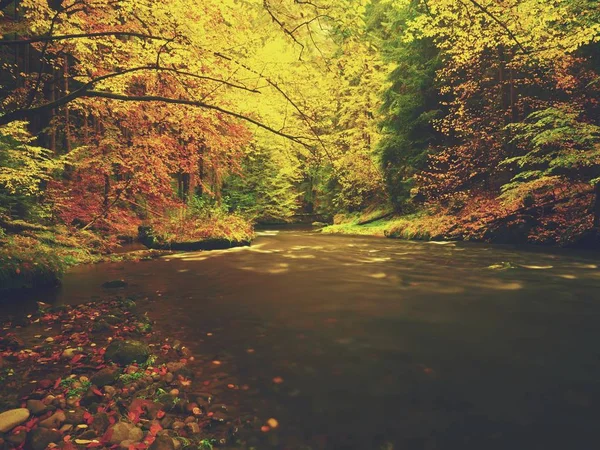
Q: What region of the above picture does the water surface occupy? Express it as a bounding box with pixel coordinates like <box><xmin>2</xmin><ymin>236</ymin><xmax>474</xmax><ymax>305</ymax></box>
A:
<box><xmin>22</xmin><ymin>232</ymin><xmax>600</xmax><ymax>448</ymax></box>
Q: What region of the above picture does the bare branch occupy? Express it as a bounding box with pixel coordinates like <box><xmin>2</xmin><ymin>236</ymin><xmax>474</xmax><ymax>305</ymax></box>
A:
<box><xmin>0</xmin><ymin>31</ymin><xmax>175</xmax><ymax>46</ymax></box>
<box><xmin>263</xmin><ymin>0</ymin><xmax>305</xmax><ymax>59</ymax></box>
<box><xmin>465</xmin><ymin>0</ymin><xmax>528</xmax><ymax>54</ymax></box>
<box><xmin>83</xmin><ymin>91</ymin><xmax>314</xmax><ymax>147</ymax></box>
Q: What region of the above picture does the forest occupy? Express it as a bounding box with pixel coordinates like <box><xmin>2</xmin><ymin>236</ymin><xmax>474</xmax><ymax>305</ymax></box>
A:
<box><xmin>2</xmin><ymin>2</ymin><xmax>600</xmax><ymax>450</ymax></box>
<box><xmin>0</xmin><ymin>0</ymin><xmax>599</xmax><ymax>288</ymax></box>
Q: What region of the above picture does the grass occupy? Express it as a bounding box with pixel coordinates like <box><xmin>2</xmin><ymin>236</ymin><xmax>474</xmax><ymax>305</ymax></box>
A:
<box><xmin>322</xmin><ymin>211</ymin><xmax>456</xmax><ymax>241</ymax></box>
<box><xmin>59</xmin><ymin>377</ymin><xmax>92</xmax><ymax>398</ymax></box>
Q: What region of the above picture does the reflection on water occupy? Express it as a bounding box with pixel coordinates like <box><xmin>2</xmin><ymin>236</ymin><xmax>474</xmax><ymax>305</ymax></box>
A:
<box><xmin>6</xmin><ymin>231</ymin><xmax>600</xmax><ymax>449</ymax></box>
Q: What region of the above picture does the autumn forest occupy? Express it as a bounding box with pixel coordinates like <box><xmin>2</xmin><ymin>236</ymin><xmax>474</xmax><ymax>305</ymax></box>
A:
<box><xmin>0</xmin><ymin>0</ymin><xmax>599</xmax><ymax>281</ymax></box>
<box><xmin>1</xmin><ymin>1</ymin><xmax>600</xmax><ymax>448</ymax></box>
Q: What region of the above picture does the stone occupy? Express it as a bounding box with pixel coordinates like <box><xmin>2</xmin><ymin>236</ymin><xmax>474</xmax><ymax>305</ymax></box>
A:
<box><xmin>104</xmin><ymin>385</ymin><xmax>117</xmax><ymax>398</ymax></box>
<box><xmin>148</xmin><ymin>434</ymin><xmax>175</xmax><ymax>450</ymax></box>
<box><xmin>165</xmin><ymin>362</ymin><xmax>185</xmax><ymax>375</ymax></box>
<box><xmin>39</xmin><ymin>411</ymin><xmax>66</xmax><ymax>429</ymax></box>
<box><xmin>108</xmin><ymin>422</ymin><xmax>144</xmax><ymax>445</ymax></box>
<box><xmin>91</xmin><ymin>320</ymin><xmax>111</xmax><ymax>333</ymax></box>
<box><xmin>27</xmin><ymin>428</ymin><xmax>61</xmax><ymax>450</ymax></box>
<box><xmin>0</xmin><ymin>408</ymin><xmax>30</xmax><ymax>433</ymax></box>
<box><xmin>6</xmin><ymin>431</ymin><xmax>27</xmax><ymax>446</ymax></box>
<box><xmin>102</xmin><ymin>279</ymin><xmax>128</xmax><ymax>289</ymax></box>
<box><xmin>27</xmin><ymin>399</ymin><xmax>48</xmax><ymax>415</ymax></box>
<box><xmin>104</xmin><ymin>340</ymin><xmax>150</xmax><ymax>365</ymax></box>
<box><xmin>91</xmin><ymin>413</ymin><xmax>110</xmax><ymax>434</ymax></box>
<box><xmin>160</xmin><ymin>416</ymin><xmax>174</xmax><ymax>429</ymax></box>
<box><xmin>171</xmin><ymin>421</ymin><xmax>185</xmax><ymax>430</ymax></box>
<box><xmin>78</xmin><ymin>430</ymin><xmax>98</xmax><ymax>440</ymax></box>
<box><xmin>59</xmin><ymin>424</ymin><xmax>73</xmax><ymax>433</ymax></box>
<box><xmin>210</xmin><ymin>411</ymin><xmax>228</xmax><ymax>422</ymax></box>
<box><xmin>65</xmin><ymin>408</ymin><xmax>86</xmax><ymax>425</ymax></box>
<box><xmin>104</xmin><ymin>315</ymin><xmax>123</xmax><ymax>325</ymax></box>
<box><xmin>66</xmin><ymin>396</ymin><xmax>80</xmax><ymax>408</ymax></box>
<box><xmin>185</xmin><ymin>422</ymin><xmax>200</xmax><ymax>435</ymax></box>
<box><xmin>42</xmin><ymin>395</ymin><xmax>56</xmax><ymax>406</ymax></box>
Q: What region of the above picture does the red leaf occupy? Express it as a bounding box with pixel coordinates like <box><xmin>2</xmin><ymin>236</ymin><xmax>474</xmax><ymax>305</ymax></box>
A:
<box><xmin>71</xmin><ymin>354</ymin><xmax>84</xmax><ymax>364</ymax></box>
<box><xmin>92</xmin><ymin>388</ymin><xmax>103</xmax><ymax>396</ymax></box>
<box><xmin>149</xmin><ymin>423</ymin><xmax>162</xmax><ymax>436</ymax></box>
<box><xmin>128</xmin><ymin>411</ymin><xmax>140</xmax><ymax>424</ymax></box>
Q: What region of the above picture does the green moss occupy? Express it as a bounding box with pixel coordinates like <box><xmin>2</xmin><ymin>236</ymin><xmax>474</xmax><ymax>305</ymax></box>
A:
<box><xmin>322</xmin><ymin>211</ymin><xmax>455</xmax><ymax>241</ymax></box>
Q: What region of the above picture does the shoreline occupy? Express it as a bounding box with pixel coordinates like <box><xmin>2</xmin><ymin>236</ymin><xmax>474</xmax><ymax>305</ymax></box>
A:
<box><xmin>0</xmin><ymin>297</ymin><xmax>255</xmax><ymax>450</ymax></box>
<box><xmin>321</xmin><ymin>212</ymin><xmax>600</xmax><ymax>250</ymax></box>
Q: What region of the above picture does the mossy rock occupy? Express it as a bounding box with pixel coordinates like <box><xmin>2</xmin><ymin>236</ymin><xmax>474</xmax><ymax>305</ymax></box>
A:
<box><xmin>104</xmin><ymin>340</ymin><xmax>150</xmax><ymax>365</ymax></box>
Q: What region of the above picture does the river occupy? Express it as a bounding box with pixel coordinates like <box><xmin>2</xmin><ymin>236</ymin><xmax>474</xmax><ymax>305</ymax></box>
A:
<box><xmin>6</xmin><ymin>230</ymin><xmax>600</xmax><ymax>449</ymax></box>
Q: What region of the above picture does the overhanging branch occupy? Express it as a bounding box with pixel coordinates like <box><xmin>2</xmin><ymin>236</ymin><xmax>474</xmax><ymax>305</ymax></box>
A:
<box><xmin>83</xmin><ymin>91</ymin><xmax>314</xmax><ymax>147</ymax></box>
<box><xmin>0</xmin><ymin>31</ymin><xmax>174</xmax><ymax>46</ymax></box>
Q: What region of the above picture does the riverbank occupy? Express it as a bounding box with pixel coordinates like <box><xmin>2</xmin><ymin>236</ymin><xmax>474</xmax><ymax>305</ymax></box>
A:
<box><xmin>0</xmin><ymin>297</ymin><xmax>253</xmax><ymax>450</ymax></box>
<box><xmin>0</xmin><ymin>213</ymin><xmax>255</xmax><ymax>293</ymax></box>
<box><xmin>322</xmin><ymin>197</ymin><xmax>599</xmax><ymax>248</ymax></box>
<box><xmin>0</xmin><ymin>226</ymin><xmax>171</xmax><ymax>292</ymax></box>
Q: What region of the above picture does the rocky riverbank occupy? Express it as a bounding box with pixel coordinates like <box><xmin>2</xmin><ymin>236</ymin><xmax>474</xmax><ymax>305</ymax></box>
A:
<box><xmin>0</xmin><ymin>297</ymin><xmax>261</xmax><ymax>450</ymax></box>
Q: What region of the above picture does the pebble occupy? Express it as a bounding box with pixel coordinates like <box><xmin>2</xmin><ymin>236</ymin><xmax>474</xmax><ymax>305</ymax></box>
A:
<box><xmin>104</xmin><ymin>385</ymin><xmax>117</xmax><ymax>398</ymax></box>
<box><xmin>26</xmin><ymin>399</ymin><xmax>48</xmax><ymax>415</ymax></box>
<box><xmin>0</xmin><ymin>408</ymin><xmax>30</xmax><ymax>433</ymax></box>
<box><xmin>39</xmin><ymin>411</ymin><xmax>66</xmax><ymax>429</ymax></box>
<box><xmin>61</xmin><ymin>348</ymin><xmax>78</xmax><ymax>359</ymax></box>
<box><xmin>186</xmin><ymin>422</ymin><xmax>201</xmax><ymax>434</ymax></box>
<box><xmin>6</xmin><ymin>432</ymin><xmax>27</xmax><ymax>446</ymax></box>
<box><xmin>42</xmin><ymin>395</ymin><xmax>56</xmax><ymax>405</ymax></box>
<box><xmin>108</xmin><ymin>422</ymin><xmax>143</xmax><ymax>445</ymax></box>
<box><xmin>171</xmin><ymin>421</ymin><xmax>185</xmax><ymax>430</ymax></box>
<box><xmin>148</xmin><ymin>434</ymin><xmax>175</xmax><ymax>450</ymax></box>
<box><xmin>59</xmin><ymin>424</ymin><xmax>73</xmax><ymax>433</ymax></box>
<box><xmin>27</xmin><ymin>428</ymin><xmax>61</xmax><ymax>450</ymax></box>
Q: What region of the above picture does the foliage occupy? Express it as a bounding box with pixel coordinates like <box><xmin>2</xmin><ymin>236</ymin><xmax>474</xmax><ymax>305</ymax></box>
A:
<box><xmin>223</xmin><ymin>144</ymin><xmax>301</xmax><ymax>223</ymax></box>
<box><xmin>369</xmin><ymin>0</ymin><xmax>444</xmax><ymax>210</ymax></box>
<box><xmin>0</xmin><ymin>122</ymin><xmax>66</xmax><ymax>220</ymax></box>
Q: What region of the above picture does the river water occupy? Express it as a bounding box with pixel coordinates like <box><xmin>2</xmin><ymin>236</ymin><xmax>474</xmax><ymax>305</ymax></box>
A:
<box><xmin>9</xmin><ymin>230</ymin><xmax>600</xmax><ymax>449</ymax></box>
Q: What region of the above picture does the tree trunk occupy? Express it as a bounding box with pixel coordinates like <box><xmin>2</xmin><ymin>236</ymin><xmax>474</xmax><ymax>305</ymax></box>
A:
<box><xmin>593</xmin><ymin>181</ymin><xmax>600</xmax><ymax>230</ymax></box>
<box><xmin>63</xmin><ymin>55</ymin><xmax>71</xmax><ymax>154</ymax></box>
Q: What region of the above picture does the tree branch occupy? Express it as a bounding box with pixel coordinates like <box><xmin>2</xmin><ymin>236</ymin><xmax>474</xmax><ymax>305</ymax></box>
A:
<box><xmin>465</xmin><ymin>0</ymin><xmax>528</xmax><ymax>54</ymax></box>
<box><xmin>82</xmin><ymin>90</ymin><xmax>314</xmax><ymax>147</ymax></box>
<box><xmin>0</xmin><ymin>31</ymin><xmax>174</xmax><ymax>46</ymax></box>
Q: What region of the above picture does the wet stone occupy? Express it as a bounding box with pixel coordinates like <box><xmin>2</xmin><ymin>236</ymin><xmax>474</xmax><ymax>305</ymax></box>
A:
<box><xmin>65</xmin><ymin>408</ymin><xmax>86</xmax><ymax>425</ymax></box>
<box><xmin>39</xmin><ymin>411</ymin><xmax>66</xmax><ymax>429</ymax></box>
<box><xmin>104</xmin><ymin>340</ymin><xmax>150</xmax><ymax>365</ymax></box>
<box><xmin>27</xmin><ymin>428</ymin><xmax>61</xmax><ymax>450</ymax></box>
<box><xmin>91</xmin><ymin>412</ymin><xmax>110</xmax><ymax>434</ymax></box>
<box><xmin>102</xmin><ymin>280</ymin><xmax>128</xmax><ymax>289</ymax></box>
<box><xmin>108</xmin><ymin>422</ymin><xmax>143</xmax><ymax>445</ymax></box>
<box><xmin>185</xmin><ymin>422</ymin><xmax>201</xmax><ymax>435</ymax></box>
<box><xmin>0</xmin><ymin>408</ymin><xmax>30</xmax><ymax>433</ymax></box>
<box><xmin>148</xmin><ymin>434</ymin><xmax>175</xmax><ymax>450</ymax></box>
<box><xmin>26</xmin><ymin>399</ymin><xmax>48</xmax><ymax>415</ymax></box>
<box><xmin>90</xmin><ymin>367</ymin><xmax>120</xmax><ymax>387</ymax></box>
<box><xmin>6</xmin><ymin>431</ymin><xmax>27</xmax><ymax>446</ymax></box>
